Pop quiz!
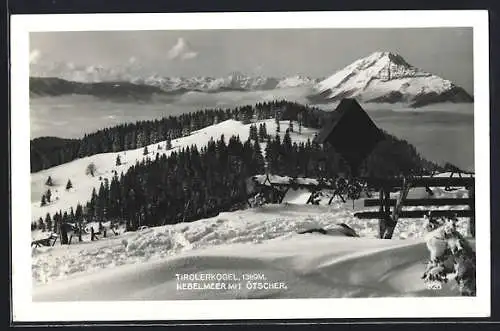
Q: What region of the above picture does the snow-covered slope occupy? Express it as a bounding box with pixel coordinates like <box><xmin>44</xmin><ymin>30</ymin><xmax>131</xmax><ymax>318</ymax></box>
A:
<box><xmin>31</xmin><ymin>119</ymin><xmax>319</xmax><ymax>222</ymax></box>
<box><xmin>32</xmin><ymin>201</ymin><xmax>473</xmax><ymax>300</ymax></box>
<box><xmin>309</xmin><ymin>51</ymin><xmax>473</xmax><ymax>107</ymax></box>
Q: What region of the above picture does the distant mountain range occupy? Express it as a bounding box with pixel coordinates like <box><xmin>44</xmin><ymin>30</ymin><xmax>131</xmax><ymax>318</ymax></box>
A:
<box><xmin>29</xmin><ymin>77</ymin><xmax>175</xmax><ymax>102</ymax></box>
<box><xmin>134</xmin><ymin>73</ymin><xmax>319</xmax><ymax>91</ymax></box>
<box><xmin>308</xmin><ymin>51</ymin><xmax>473</xmax><ymax>107</ymax></box>
<box><xmin>30</xmin><ymin>52</ymin><xmax>473</xmax><ymax>107</ymax></box>
<box><xmin>30</xmin><ymin>63</ymin><xmax>319</xmax><ymax>96</ymax></box>
<box><xmin>29</xmin><ymin>75</ymin><xmax>319</xmax><ymax>102</ymax></box>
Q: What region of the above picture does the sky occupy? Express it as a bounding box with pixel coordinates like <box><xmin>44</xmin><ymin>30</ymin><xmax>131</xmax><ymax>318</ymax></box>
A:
<box><xmin>30</xmin><ymin>28</ymin><xmax>473</xmax><ymax>93</ymax></box>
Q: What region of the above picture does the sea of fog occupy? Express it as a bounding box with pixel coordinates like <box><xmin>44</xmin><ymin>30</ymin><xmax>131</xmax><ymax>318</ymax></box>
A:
<box><xmin>29</xmin><ymin>87</ymin><xmax>474</xmax><ymax>171</ymax></box>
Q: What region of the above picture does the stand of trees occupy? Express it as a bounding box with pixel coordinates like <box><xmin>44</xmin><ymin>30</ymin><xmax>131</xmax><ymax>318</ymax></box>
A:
<box><xmin>31</xmin><ymin>101</ymin><xmax>330</xmax><ymax>173</ymax></box>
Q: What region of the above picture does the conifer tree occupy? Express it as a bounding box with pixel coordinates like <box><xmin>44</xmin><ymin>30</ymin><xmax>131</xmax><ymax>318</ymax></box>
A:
<box><xmin>166</xmin><ymin>137</ymin><xmax>172</xmax><ymax>150</ymax></box>
<box><xmin>143</xmin><ymin>146</ymin><xmax>149</xmax><ymax>155</ymax></box>
<box><xmin>283</xmin><ymin>130</ymin><xmax>293</xmax><ymax>151</ymax></box>
<box><xmin>46</xmin><ymin>189</ymin><xmax>52</xmax><ymax>203</ymax></box>
<box><xmin>38</xmin><ymin>217</ymin><xmax>45</xmax><ymax>231</ymax></box>
<box><xmin>66</xmin><ymin>179</ymin><xmax>73</xmax><ymax>190</ymax></box>
<box><xmin>40</xmin><ymin>194</ymin><xmax>47</xmax><ymax>207</ymax></box>
<box><xmin>53</xmin><ymin>217</ymin><xmax>60</xmax><ymax>235</ymax></box>
<box><xmin>75</xmin><ymin>203</ymin><xmax>83</xmax><ymax>222</ymax></box>
<box><xmin>45</xmin><ymin>213</ymin><xmax>52</xmax><ymax>232</ymax></box>
<box><xmin>87</xmin><ymin>187</ymin><xmax>98</xmax><ymax>221</ymax></box>
<box><xmin>76</xmin><ymin>212</ymin><xmax>83</xmax><ymax>241</ymax></box>
<box><xmin>62</xmin><ymin>211</ymin><xmax>69</xmax><ymax>223</ymax></box>
<box><xmin>45</xmin><ymin>176</ymin><xmax>53</xmax><ymax>186</ymax></box>
<box><xmin>136</xmin><ymin>130</ymin><xmax>147</xmax><ymax>149</ymax></box>
<box><xmin>252</xmin><ymin>139</ymin><xmax>265</xmax><ymax>174</ymax></box>
<box><xmin>116</xmin><ymin>155</ymin><xmax>121</xmax><ymax>166</ymax></box>
<box><xmin>248</xmin><ymin>125</ymin><xmax>259</xmax><ymax>142</ymax></box>
<box><xmin>36</xmin><ymin>217</ymin><xmax>42</xmax><ymax>229</ymax></box>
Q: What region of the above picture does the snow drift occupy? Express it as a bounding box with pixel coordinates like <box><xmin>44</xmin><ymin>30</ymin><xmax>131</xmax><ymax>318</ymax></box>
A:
<box><xmin>33</xmin><ymin>234</ymin><xmax>473</xmax><ymax>301</ymax></box>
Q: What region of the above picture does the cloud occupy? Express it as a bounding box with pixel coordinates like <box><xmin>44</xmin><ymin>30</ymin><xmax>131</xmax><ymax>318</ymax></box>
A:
<box><xmin>30</xmin><ymin>49</ymin><xmax>41</xmax><ymax>64</ymax></box>
<box><xmin>167</xmin><ymin>38</ymin><xmax>198</xmax><ymax>61</ymax></box>
<box><xmin>128</xmin><ymin>56</ymin><xmax>137</xmax><ymax>64</ymax></box>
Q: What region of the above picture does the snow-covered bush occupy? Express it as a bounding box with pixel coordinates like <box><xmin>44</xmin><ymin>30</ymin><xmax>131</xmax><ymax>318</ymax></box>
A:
<box><xmin>422</xmin><ymin>214</ymin><xmax>476</xmax><ymax>296</ymax></box>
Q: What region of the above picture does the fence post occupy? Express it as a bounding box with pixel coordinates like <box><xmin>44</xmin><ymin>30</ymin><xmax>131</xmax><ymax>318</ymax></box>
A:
<box><xmin>378</xmin><ymin>187</ymin><xmax>385</xmax><ymax>238</ymax></box>
<box><xmin>383</xmin><ymin>188</ymin><xmax>392</xmax><ymax>235</ymax></box>
<box><xmin>78</xmin><ymin>223</ymin><xmax>82</xmax><ymax>242</ymax></box>
<box><xmin>469</xmin><ymin>184</ymin><xmax>475</xmax><ymax>238</ymax></box>
<box><xmin>383</xmin><ymin>177</ymin><xmax>412</xmax><ymax>239</ymax></box>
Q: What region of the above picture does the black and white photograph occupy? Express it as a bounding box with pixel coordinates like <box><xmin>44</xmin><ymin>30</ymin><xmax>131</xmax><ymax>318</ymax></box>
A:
<box><xmin>10</xmin><ymin>11</ymin><xmax>490</xmax><ymax>321</ymax></box>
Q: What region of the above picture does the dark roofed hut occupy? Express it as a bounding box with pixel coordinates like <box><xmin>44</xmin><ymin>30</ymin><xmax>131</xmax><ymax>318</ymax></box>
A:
<box><xmin>313</xmin><ymin>99</ymin><xmax>384</xmax><ymax>176</ymax></box>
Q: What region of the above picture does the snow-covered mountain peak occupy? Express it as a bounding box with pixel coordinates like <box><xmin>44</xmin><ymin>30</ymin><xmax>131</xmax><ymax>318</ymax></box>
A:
<box><xmin>311</xmin><ymin>51</ymin><xmax>472</xmax><ymax>107</ymax></box>
<box><xmin>318</xmin><ymin>51</ymin><xmax>431</xmax><ymax>93</ymax></box>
